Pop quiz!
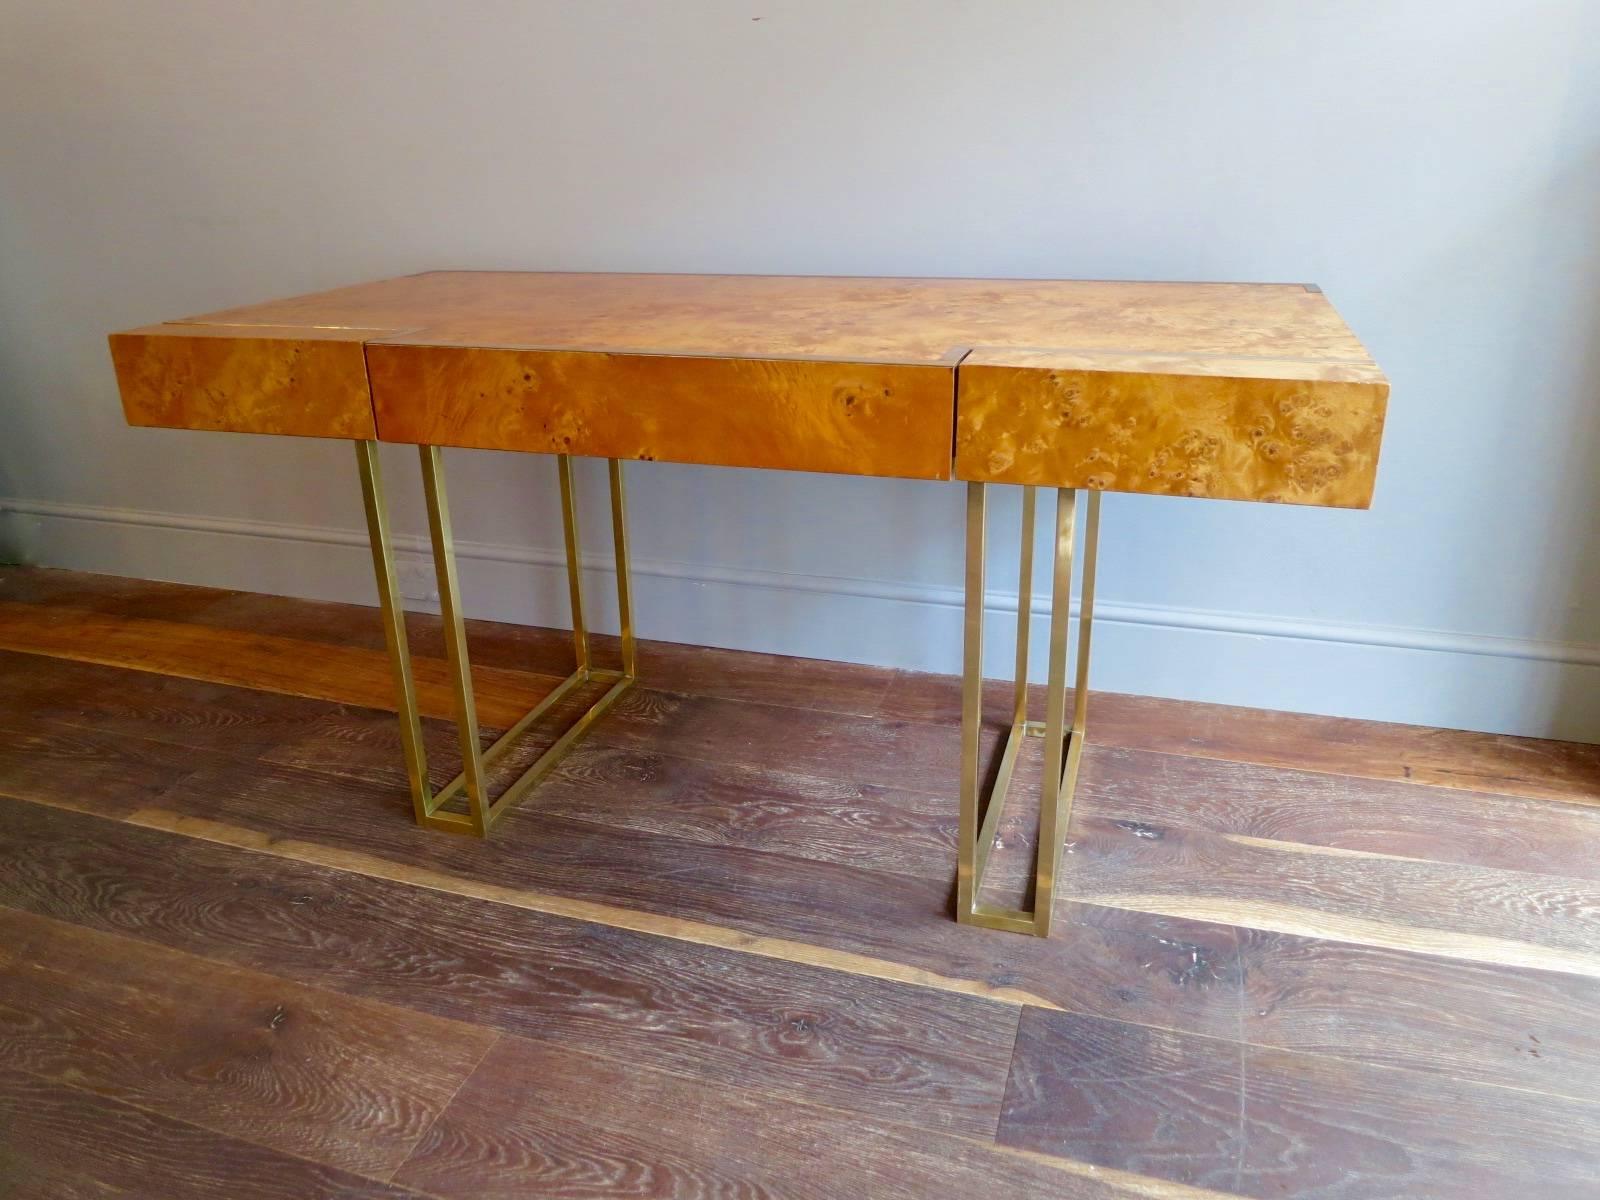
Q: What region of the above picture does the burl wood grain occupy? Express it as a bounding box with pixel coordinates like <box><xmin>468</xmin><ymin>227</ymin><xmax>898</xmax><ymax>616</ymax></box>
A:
<box><xmin>956</xmin><ymin>347</ymin><xmax>1388</xmax><ymax>507</ymax></box>
<box><xmin>109</xmin><ymin>323</ymin><xmax>383</xmax><ymax>439</ymax></box>
<box><xmin>109</xmin><ymin>271</ymin><xmax>1388</xmax><ymax>496</ymax></box>
<box><xmin>367</xmin><ymin>344</ymin><xmax>954</xmax><ymax>479</ymax></box>
<box><xmin>189</xmin><ymin>272</ymin><xmax>1366</xmax><ymax>364</ymax></box>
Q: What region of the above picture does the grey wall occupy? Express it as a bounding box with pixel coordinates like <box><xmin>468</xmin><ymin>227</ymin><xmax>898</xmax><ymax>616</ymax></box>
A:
<box><xmin>3</xmin><ymin>1</ymin><xmax>1598</xmax><ymax>741</ymax></box>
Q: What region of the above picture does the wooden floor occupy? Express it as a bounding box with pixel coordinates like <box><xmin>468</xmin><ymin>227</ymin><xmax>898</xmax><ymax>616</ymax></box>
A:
<box><xmin>1</xmin><ymin>567</ymin><xmax>1598</xmax><ymax>1199</ymax></box>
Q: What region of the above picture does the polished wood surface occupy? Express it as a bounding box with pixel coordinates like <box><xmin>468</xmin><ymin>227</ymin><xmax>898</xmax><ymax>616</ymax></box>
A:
<box><xmin>367</xmin><ymin>343</ymin><xmax>954</xmax><ymax>478</ymax></box>
<box><xmin>110</xmin><ymin>323</ymin><xmax>381</xmax><ymax>439</ymax></box>
<box><xmin>2</xmin><ymin>568</ymin><xmax>1597</xmax><ymax>1198</ymax></box>
<box><xmin>110</xmin><ymin>271</ymin><xmax>1387</xmax><ymax>494</ymax></box>
<box><xmin>180</xmin><ymin>271</ymin><xmax>1361</xmax><ymax>357</ymax></box>
<box><xmin>956</xmin><ymin>346</ymin><xmax>1387</xmax><ymax>506</ymax></box>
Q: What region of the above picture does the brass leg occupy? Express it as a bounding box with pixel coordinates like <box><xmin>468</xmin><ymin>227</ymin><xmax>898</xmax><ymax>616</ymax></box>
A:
<box><xmin>956</xmin><ymin>482</ymin><xmax>987</xmax><ymax>919</ymax></box>
<box><xmin>1012</xmin><ymin>486</ymin><xmax>1036</xmax><ymax>729</ymax></box>
<box><xmin>1033</xmin><ymin>488</ymin><xmax>1077</xmax><ymax>936</ymax></box>
<box><xmin>558</xmin><ymin>454</ymin><xmax>590</xmax><ymax>671</ymax></box>
<box><xmin>356</xmin><ymin>443</ymin><xmax>638</xmax><ymax>836</ymax></box>
<box><xmin>354</xmin><ymin>440</ymin><xmax>431</xmax><ymax>824</ymax></box>
<box><xmin>610</xmin><ymin>459</ymin><xmax>637</xmax><ymax>678</ymax></box>
<box><xmin>421</xmin><ymin>444</ymin><xmax>492</xmax><ymax>833</ymax></box>
<box><xmin>957</xmin><ymin>485</ymin><xmax>1101</xmax><ymax>935</ymax></box>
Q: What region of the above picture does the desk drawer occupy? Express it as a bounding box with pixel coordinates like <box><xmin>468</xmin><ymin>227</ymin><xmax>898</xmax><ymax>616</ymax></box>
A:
<box><xmin>367</xmin><ymin>343</ymin><xmax>955</xmax><ymax>480</ymax></box>
<box><xmin>109</xmin><ymin>324</ymin><xmax>379</xmax><ymax>440</ymax></box>
<box><xmin>955</xmin><ymin>348</ymin><xmax>1388</xmax><ymax>507</ymax></box>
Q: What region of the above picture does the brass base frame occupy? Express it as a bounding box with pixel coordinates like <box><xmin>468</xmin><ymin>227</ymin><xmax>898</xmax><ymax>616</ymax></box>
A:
<box><xmin>355</xmin><ymin>441</ymin><xmax>637</xmax><ymax>836</ymax></box>
<box><xmin>958</xmin><ymin>484</ymin><xmax>1100</xmax><ymax>936</ymax></box>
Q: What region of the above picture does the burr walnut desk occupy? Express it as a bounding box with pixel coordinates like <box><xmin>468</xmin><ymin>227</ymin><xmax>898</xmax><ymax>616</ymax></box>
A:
<box><xmin>109</xmin><ymin>271</ymin><xmax>1388</xmax><ymax>936</ymax></box>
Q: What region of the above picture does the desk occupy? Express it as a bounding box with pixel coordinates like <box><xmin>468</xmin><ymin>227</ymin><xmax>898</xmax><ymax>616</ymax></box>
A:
<box><xmin>110</xmin><ymin>271</ymin><xmax>1388</xmax><ymax>934</ymax></box>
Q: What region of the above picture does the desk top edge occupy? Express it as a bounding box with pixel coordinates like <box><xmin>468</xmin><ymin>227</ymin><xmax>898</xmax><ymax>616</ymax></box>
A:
<box><xmin>113</xmin><ymin>270</ymin><xmax>1384</xmax><ymax>380</ymax></box>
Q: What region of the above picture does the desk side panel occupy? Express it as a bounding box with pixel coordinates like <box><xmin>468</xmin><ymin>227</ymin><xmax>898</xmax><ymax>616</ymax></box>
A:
<box><xmin>367</xmin><ymin>345</ymin><xmax>955</xmax><ymax>480</ymax></box>
<box><xmin>955</xmin><ymin>355</ymin><xmax>1388</xmax><ymax>507</ymax></box>
<box><xmin>109</xmin><ymin>325</ymin><xmax>379</xmax><ymax>439</ymax></box>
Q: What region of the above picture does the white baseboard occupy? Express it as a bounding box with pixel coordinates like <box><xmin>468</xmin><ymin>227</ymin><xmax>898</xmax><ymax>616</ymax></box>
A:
<box><xmin>4</xmin><ymin>496</ymin><xmax>1598</xmax><ymax>744</ymax></box>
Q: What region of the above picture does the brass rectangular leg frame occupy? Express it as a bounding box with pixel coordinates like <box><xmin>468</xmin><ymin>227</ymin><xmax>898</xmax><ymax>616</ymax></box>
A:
<box><xmin>355</xmin><ymin>441</ymin><xmax>637</xmax><ymax>836</ymax></box>
<box><xmin>958</xmin><ymin>483</ymin><xmax>1099</xmax><ymax>935</ymax></box>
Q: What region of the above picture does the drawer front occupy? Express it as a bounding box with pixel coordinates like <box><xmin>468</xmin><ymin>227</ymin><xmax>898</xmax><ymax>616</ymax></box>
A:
<box><xmin>110</xmin><ymin>325</ymin><xmax>379</xmax><ymax>440</ymax></box>
<box><xmin>956</xmin><ymin>357</ymin><xmax>1388</xmax><ymax>508</ymax></box>
<box><xmin>367</xmin><ymin>344</ymin><xmax>955</xmax><ymax>480</ymax></box>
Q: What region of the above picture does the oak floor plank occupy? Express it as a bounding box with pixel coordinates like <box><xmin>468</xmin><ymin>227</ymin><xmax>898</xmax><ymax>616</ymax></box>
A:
<box><xmin>875</xmin><ymin>669</ymin><xmax>1056</xmax><ymax>727</ymax></box>
<box><xmin>127</xmin><ymin>760</ymin><xmax>1600</xmax><ymax>1110</ymax></box>
<box><xmin>0</xmin><ymin>643</ymin><xmax>1243</xmax><ymax>1044</ymax></box>
<box><xmin>259</xmin><ymin>673</ymin><xmax>612</xmax><ymax>795</ymax></box>
<box><xmin>21</xmin><ymin>566</ymin><xmax>1587</xmax><ymax>883</ymax></box>
<box><xmin>878</xmin><ymin>670</ymin><xmax>1600</xmax><ymax>806</ymax></box>
<box><xmin>1091</xmin><ymin>692</ymin><xmax>1600</xmax><ymax>806</ymax></box>
<box><xmin>0</xmin><ymin>712</ymin><xmax>243</xmax><ymax>819</ymax></box>
<box><xmin>585</xmin><ymin>685</ymin><xmax>973</xmax><ymax>797</ymax></box>
<box><xmin>141</xmin><ymin>758</ymin><xmax>1249</xmax><ymax>1039</ymax></box>
<box><xmin>998</xmin><ymin>1007</ymin><xmax>1600</xmax><ymax>1199</ymax></box>
<box><xmin>0</xmin><ymin>648</ymin><xmax>351</xmax><ymax>760</ymax></box>
<box><xmin>0</xmin><ymin>599</ymin><xmax>558</xmax><ymax>728</ymax></box>
<box><xmin>1079</xmin><ymin>743</ymin><xmax>1600</xmax><ymax>883</ymax></box>
<box><xmin>1059</xmin><ymin>813</ymin><xmax>1600</xmax><ymax>977</ymax></box>
<box><xmin>14</xmin><ymin>621</ymin><xmax>1600</xmax><ymax>1110</ymax></box>
<box><xmin>8</xmin><ymin>565</ymin><xmax>1596</xmax><ymax>807</ymax></box>
<box><xmin>394</xmin><ymin>1033</ymin><xmax>1214</xmax><ymax>1200</ymax></box>
<box><xmin>271</xmin><ymin>679</ymin><xmax>986</xmax><ymax>804</ymax></box>
<box><xmin>0</xmin><ymin>566</ymin><xmax>897</xmax><ymax>718</ymax></box>
<box><xmin>532</xmin><ymin>740</ymin><xmax>980</xmax><ymax>880</ymax></box>
<box><xmin>998</xmin><ymin>1009</ymin><xmax>1244</xmax><ymax>1191</ymax></box>
<box><xmin>0</xmin><ymin>650</ymin><xmax>526</xmax><ymax>822</ymax></box>
<box><xmin>0</xmin><ymin>1067</ymin><xmax>435</xmax><ymax>1200</ymax></box>
<box><xmin>270</xmin><ymin>675</ymin><xmax>1600</xmax><ymax>977</ymax></box>
<box><xmin>0</xmin><ymin>648</ymin><xmax>500</xmax><ymax>795</ymax></box>
<box><xmin>6</xmin><ymin>567</ymin><xmax>1600</xmax><ymax>1197</ymax></box>
<box><xmin>257</xmin><ymin>672</ymin><xmax>1030</xmax><ymax>889</ymax></box>
<box><xmin>0</xmin><ymin>797</ymin><xmax>1024</xmax><ymax>1139</ymax></box>
<box><xmin>0</xmin><ymin>906</ymin><xmax>494</xmax><ymax>1178</ymax></box>
<box><xmin>377</xmin><ymin>606</ymin><xmax>898</xmax><ymax>719</ymax></box>
<box><xmin>0</xmin><ymin>565</ymin><xmax>240</xmax><ymax>622</ymax></box>
<box><xmin>964</xmin><ymin>756</ymin><xmax>1600</xmax><ymax>1105</ymax></box>
<box><xmin>276</xmin><ymin>726</ymin><xmax>1021</xmax><ymax>884</ymax></box>
<box><xmin>1239</xmin><ymin>928</ymin><xmax>1600</xmax><ymax>1105</ymax></box>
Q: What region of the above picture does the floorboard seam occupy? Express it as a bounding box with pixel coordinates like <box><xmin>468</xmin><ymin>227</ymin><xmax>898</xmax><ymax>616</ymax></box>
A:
<box><xmin>5</xmin><ymin>786</ymin><xmax>1057</xmax><ymax>1010</ymax></box>
<box><xmin>385</xmin><ymin>1030</ymin><xmax>502</xmax><ymax>1185</ymax></box>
